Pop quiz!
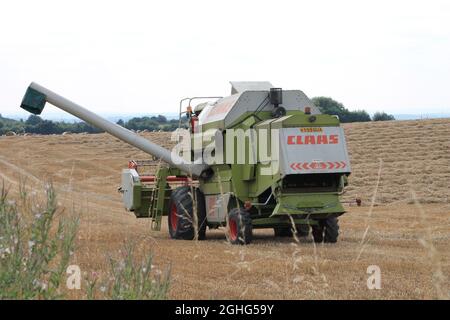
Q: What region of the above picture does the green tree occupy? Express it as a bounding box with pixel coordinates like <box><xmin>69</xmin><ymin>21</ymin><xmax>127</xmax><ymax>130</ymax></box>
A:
<box><xmin>25</xmin><ymin>115</ymin><xmax>43</xmax><ymax>126</ymax></box>
<box><xmin>26</xmin><ymin>120</ymin><xmax>62</xmax><ymax>134</ymax></box>
<box><xmin>373</xmin><ymin>111</ymin><xmax>395</xmax><ymax>121</ymax></box>
<box><xmin>345</xmin><ymin>110</ymin><xmax>371</xmax><ymax>122</ymax></box>
<box><xmin>312</xmin><ymin>97</ymin><xmax>347</xmax><ymax>116</ymax></box>
<box><xmin>312</xmin><ymin>97</ymin><xmax>371</xmax><ymax>122</ymax></box>
<box><xmin>153</xmin><ymin>115</ymin><xmax>167</xmax><ymax>123</ymax></box>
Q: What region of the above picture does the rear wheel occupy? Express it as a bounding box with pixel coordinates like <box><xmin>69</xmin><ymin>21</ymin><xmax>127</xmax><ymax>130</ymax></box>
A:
<box><xmin>311</xmin><ymin>217</ymin><xmax>339</xmax><ymax>243</ymax></box>
<box><xmin>228</xmin><ymin>208</ymin><xmax>252</xmax><ymax>245</ymax></box>
<box><xmin>323</xmin><ymin>216</ymin><xmax>339</xmax><ymax>243</ymax></box>
<box><xmin>168</xmin><ymin>186</ymin><xmax>207</xmax><ymax>240</ymax></box>
<box><xmin>297</xmin><ymin>224</ymin><xmax>310</xmax><ymax>237</ymax></box>
<box><xmin>312</xmin><ymin>224</ymin><xmax>324</xmax><ymax>243</ymax></box>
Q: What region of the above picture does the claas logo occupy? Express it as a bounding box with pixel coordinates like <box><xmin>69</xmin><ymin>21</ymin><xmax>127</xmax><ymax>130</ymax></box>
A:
<box><xmin>287</xmin><ymin>134</ymin><xmax>339</xmax><ymax>145</ymax></box>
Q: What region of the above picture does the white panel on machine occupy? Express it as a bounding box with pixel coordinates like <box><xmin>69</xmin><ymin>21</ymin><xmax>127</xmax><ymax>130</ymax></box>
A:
<box><xmin>230</xmin><ymin>81</ymin><xmax>274</xmax><ymax>94</ymax></box>
<box><xmin>279</xmin><ymin>127</ymin><xmax>351</xmax><ymax>175</ymax></box>
<box><xmin>205</xmin><ymin>193</ymin><xmax>231</xmax><ymax>223</ymax></box>
<box><xmin>121</xmin><ymin>169</ymin><xmax>140</xmax><ymax>210</ymax></box>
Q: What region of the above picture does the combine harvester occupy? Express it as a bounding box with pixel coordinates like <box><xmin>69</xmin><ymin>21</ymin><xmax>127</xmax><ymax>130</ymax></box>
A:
<box><xmin>20</xmin><ymin>81</ymin><xmax>352</xmax><ymax>244</ymax></box>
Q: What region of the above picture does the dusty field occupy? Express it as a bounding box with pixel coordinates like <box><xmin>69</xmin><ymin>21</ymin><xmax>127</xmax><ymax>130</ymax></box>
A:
<box><xmin>0</xmin><ymin>118</ymin><xmax>449</xmax><ymax>299</ymax></box>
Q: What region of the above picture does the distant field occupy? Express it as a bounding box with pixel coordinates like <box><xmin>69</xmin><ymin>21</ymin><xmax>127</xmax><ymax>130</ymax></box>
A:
<box><xmin>343</xmin><ymin>118</ymin><xmax>450</xmax><ymax>205</ymax></box>
<box><xmin>0</xmin><ymin>118</ymin><xmax>449</xmax><ymax>299</ymax></box>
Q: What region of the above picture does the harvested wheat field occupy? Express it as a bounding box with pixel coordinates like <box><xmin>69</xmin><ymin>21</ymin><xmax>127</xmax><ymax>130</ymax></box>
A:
<box><xmin>0</xmin><ymin>118</ymin><xmax>449</xmax><ymax>299</ymax></box>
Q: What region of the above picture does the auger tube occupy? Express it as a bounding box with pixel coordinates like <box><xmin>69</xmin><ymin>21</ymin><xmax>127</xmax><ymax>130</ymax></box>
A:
<box><xmin>21</xmin><ymin>82</ymin><xmax>211</xmax><ymax>178</ymax></box>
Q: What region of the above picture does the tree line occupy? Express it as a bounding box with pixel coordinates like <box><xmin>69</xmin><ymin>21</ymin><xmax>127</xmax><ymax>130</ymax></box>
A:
<box><xmin>312</xmin><ymin>97</ymin><xmax>395</xmax><ymax>122</ymax></box>
<box><xmin>1</xmin><ymin>97</ymin><xmax>395</xmax><ymax>135</ymax></box>
<box><xmin>0</xmin><ymin>114</ymin><xmax>180</xmax><ymax>135</ymax></box>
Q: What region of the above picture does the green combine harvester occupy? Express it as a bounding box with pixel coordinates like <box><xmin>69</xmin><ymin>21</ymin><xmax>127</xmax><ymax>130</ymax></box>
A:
<box><xmin>20</xmin><ymin>81</ymin><xmax>352</xmax><ymax>245</ymax></box>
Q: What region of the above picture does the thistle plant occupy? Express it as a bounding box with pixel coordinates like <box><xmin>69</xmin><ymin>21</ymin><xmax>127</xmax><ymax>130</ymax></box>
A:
<box><xmin>0</xmin><ymin>182</ymin><xmax>78</xmax><ymax>299</ymax></box>
<box><xmin>0</xmin><ymin>181</ymin><xmax>170</xmax><ymax>300</ymax></box>
<box><xmin>88</xmin><ymin>242</ymin><xmax>171</xmax><ymax>300</ymax></box>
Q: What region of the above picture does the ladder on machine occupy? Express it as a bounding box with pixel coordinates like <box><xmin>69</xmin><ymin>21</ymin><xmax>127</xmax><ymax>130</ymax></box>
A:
<box><xmin>149</xmin><ymin>169</ymin><xmax>169</xmax><ymax>231</ymax></box>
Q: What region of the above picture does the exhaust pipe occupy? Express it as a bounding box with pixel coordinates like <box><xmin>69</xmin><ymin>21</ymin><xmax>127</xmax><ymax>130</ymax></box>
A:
<box><xmin>20</xmin><ymin>82</ymin><xmax>211</xmax><ymax>178</ymax></box>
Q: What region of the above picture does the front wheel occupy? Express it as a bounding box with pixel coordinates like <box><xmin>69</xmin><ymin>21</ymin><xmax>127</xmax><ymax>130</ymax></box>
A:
<box><xmin>168</xmin><ymin>186</ymin><xmax>206</xmax><ymax>240</ymax></box>
<box><xmin>228</xmin><ymin>208</ymin><xmax>252</xmax><ymax>245</ymax></box>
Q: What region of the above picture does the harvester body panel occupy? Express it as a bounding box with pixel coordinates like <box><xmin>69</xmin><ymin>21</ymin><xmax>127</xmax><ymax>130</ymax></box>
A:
<box><xmin>199</xmin><ymin>90</ymin><xmax>320</xmax><ymax>130</ymax></box>
<box><xmin>121</xmin><ymin>168</ymin><xmax>141</xmax><ymax>210</ymax></box>
<box><xmin>204</xmin><ymin>193</ymin><xmax>231</xmax><ymax>223</ymax></box>
<box><xmin>279</xmin><ymin>126</ymin><xmax>351</xmax><ymax>175</ymax></box>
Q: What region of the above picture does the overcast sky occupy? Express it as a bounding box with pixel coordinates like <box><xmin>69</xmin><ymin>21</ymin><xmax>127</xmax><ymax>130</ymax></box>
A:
<box><xmin>1</xmin><ymin>0</ymin><xmax>449</xmax><ymax>118</ymax></box>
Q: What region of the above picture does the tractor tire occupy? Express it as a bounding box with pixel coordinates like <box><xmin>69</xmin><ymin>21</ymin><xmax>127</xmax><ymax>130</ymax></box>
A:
<box><xmin>311</xmin><ymin>217</ymin><xmax>339</xmax><ymax>243</ymax></box>
<box><xmin>297</xmin><ymin>224</ymin><xmax>310</xmax><ymax>237</ymax></box>
<box><xmin>195</xmin><ymin>190</ymin><xmax>207</xmax><ymax>240</ymax></box>
<box><xmin>168</xmin><ymin>186</ymin><xmax>207</xmax><ymax>240</ymax></box>
<box><xmin>311</xmin><ymin>224</ymin><xmax>324</xmax><ymax>243</ymax></box>
<box><xmin>228</xmin><ymin>208</ymin><xmax>252</xmax><ymax>245</ymax></box>
<box><xmin>323</xmin><ymin>216</ymin><xmax>339</xmax><ymax>243</ymax></box>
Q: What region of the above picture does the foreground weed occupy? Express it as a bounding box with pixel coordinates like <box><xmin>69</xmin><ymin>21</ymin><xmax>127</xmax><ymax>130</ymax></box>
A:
<box><xmin>87</xmin><ymin>242</ymin><xmax>171</xmax><ymax>300</ymax></box>
<box><xmin>0</xmin><ymin>182</ymin><xmax>78</xmax><ymax>299</ymax></box>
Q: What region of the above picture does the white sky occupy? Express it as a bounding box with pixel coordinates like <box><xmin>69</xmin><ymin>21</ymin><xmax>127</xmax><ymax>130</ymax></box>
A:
<box><xmin>1</xmin><ymin>0</ymin><xmax>449</xmax><ymax>117</ymax></box>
